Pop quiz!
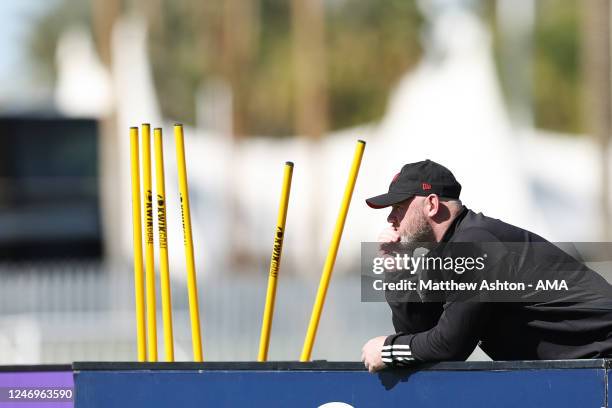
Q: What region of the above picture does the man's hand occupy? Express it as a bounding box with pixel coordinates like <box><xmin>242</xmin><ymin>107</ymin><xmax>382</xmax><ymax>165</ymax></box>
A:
<box><xmin>361</xmin><ymin>336</ymin><xmax>387</xmax><ymax>373</ymax></box>
<box><xmin>378</xmin><ymin>226</ymin><xmax>401</xmax><ymax>270</ymax></box>
<box><xmin>378</xmin><ymin>226</ymin><xmax>400</xmax><ymax>245</ymax></box>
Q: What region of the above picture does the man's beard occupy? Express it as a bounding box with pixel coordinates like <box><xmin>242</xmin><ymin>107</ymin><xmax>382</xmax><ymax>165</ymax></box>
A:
<box><xmin>400</xmin><ymin>212</ymin><xmax>435</xmax><ymax>243</ymax></box>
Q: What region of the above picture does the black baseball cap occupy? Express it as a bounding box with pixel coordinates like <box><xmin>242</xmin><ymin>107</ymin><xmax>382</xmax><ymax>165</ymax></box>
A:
<box><xmin>366</xmin><ymin>159</ymin><xmax>461</xmax><ymax>209</ymax></box>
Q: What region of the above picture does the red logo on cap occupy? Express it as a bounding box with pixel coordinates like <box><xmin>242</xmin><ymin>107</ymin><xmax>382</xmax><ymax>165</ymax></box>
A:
<box><xmin>422</xmin><ymin>182</ymin><xmax>432</xmax><ymax>190</ymax></box>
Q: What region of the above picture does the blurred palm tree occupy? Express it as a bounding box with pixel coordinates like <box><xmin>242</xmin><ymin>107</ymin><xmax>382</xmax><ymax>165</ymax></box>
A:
<box><xmin>490</xmin><ymin>0</ymin><xmax>584</xmax><ymax>134</ymax></box>
<box><xmin>582</xmin><ymin>0</ymin><xmax>611</xmax><ymax>239</ymax></box>
<box><xmin>533</xmin><ymin>0</ymin><xmax>583</xmax><ymax>134</ymax></box>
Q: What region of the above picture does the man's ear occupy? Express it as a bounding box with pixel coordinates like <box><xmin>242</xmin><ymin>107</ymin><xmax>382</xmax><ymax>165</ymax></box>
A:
<box><xmin>424</xmin><ymin>194</ymin><xmax>440</xmax><ymax>217</ymax></box>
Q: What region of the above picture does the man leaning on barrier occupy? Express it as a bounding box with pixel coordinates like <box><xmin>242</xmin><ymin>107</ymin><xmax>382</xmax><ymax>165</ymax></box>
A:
<box><xmin>360</xmin><ymin>159</ymin><xmax>612</xmax><ymax>373</ymax></box>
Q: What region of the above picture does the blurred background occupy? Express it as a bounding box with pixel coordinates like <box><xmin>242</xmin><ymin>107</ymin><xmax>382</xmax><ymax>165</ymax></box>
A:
<box><xmin>0</xmin><ymin>0</ymin><xmax>610</xmax><ymax>363</ymax></box>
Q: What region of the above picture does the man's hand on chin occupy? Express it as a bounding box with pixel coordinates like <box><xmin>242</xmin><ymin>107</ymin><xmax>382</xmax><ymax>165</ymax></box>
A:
<box><xmin>361</xmin><ymin>336</ymin><xmax>387</xmax><ymax>373</ymax></box>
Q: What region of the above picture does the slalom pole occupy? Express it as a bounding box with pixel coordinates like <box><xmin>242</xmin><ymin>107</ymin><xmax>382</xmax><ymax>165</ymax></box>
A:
<box><xmin>258</xmin><ymin>162</ymin><xmax>294</xmax><ymax>361</ymax></box>
<box><xmin>300</xmin><ymin>140</ymin><xmax>366</xmax><ymax>361</ymax></box>
<box><xmin>174</xmin><ymin>123</ymin><xmax>203</xmax><ymax>362</ymax></box>
<box><xmin>154</xmin><ymin>127</ymin><xmax>175</xmax><ymax>362</ymax></box>
<box><xmin>141</xmin><ymin>124</ymin><xmax>158</xmax><ymax>362</ymax></box>
<box><xmin>130</xmin><ymin>127</ymin><xmax>147</xmax><ymax>362</ymax></box>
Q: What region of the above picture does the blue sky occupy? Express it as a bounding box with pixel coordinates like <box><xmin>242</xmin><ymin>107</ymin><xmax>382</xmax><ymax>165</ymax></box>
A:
<box><xmin>0</xmin><ymin>0</ymin><xmax>58</xmax><ymax>101</ymax></box>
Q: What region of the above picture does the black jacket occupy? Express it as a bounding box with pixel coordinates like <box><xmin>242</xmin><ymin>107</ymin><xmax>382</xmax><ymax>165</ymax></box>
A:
<box><xmin>381</xmin><ymin>207</ymin><xmax>612</xmax><ymax>367</ymax></box>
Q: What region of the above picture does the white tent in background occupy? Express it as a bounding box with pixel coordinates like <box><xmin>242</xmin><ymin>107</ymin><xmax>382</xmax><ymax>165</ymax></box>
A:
<box><xmin>55</xmin><ymin>26</ymin><xmax>113</xmax><ymax>117</ymax></box>
<box><xmin>368</xmin><ymin>8</ymin><xmax>536</xmax><ymax>232</ymax></box>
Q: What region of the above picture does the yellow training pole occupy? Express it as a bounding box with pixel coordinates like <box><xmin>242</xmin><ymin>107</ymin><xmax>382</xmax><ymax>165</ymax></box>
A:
<box><xmin>258</xmin><ymin>162</ymin><xmax>294</xmax><ymax>361</ymax></box>
<box><xmin>130</xmin><ymin>127</ymin><xmax>147</xmax><ymax>362</ymax></box>
<box><xmin>154</xmin><ymin>127</ymin><xmax>175</xmax><ymax>362</ymax></box>
<box><xmin>300</xmin><ymin>140</ymin><xmax>366</xmax><ymax>362</ymax></box>
<box><xmin>141</xmin><ymin>124</ymin><xmax>158</xmax><ymax>362</ymax></box>
<box><xmin>174</xmin><ymin>124</ymin><xmax>203</xmax><ymax>361</ymax></box>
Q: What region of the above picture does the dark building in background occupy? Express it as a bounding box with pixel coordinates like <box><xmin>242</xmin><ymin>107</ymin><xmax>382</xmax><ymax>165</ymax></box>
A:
<box><xmin>0</xmin><ymin>117</ymin><xmax>102</xmax><ymax>261</ymax></box>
